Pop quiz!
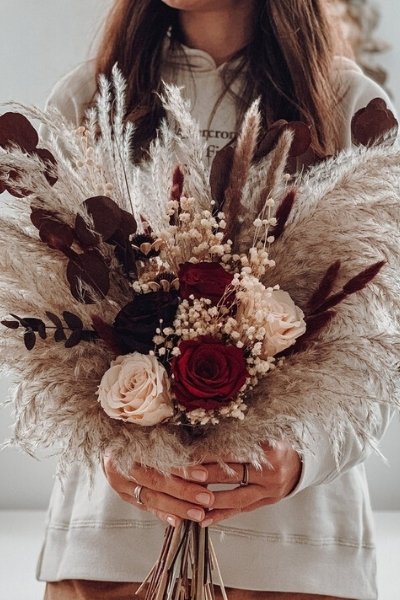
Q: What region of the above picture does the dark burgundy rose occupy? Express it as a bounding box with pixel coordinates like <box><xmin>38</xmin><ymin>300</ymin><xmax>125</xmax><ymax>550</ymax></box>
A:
<box><xmin>113</xmin><ymin>291</ymin><xmax>179</xmax><ymax>354</ymax></box>
<box><xmin>178</xmin><ymin>262</ymin><xmax>234</xmax><ymax>305</ymax></box>
<box><xmin>172</xmin><ymin>337</ymin><xmax>249</xmax><ymax>410</ymax></box>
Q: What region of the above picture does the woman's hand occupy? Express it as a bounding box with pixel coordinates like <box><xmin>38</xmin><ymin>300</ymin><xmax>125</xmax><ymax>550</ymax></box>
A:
<box><xmin>103</xmin><ymin>441</ymin><xmax>302</xmax><ymax>528</ymax></box>
<box><xmin>188</xmin><ymin>442</ymin><xmax>302</xmax><ymax>527</ymax></box>
<box><xmin>103</xmin><ymin>451</ymin><xmax>214</xmax><ymax>528</ymax></box>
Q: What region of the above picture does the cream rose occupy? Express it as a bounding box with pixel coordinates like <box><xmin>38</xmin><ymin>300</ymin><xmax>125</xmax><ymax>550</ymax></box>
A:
<box><xmin>97</xmin><ymin>353</ymin><xmax>174</xmax><ymax>426</ymax></box>
<box><xmin>237</xmin><ymin>279</ymin><xmax>306</xmax><ymax>358</ymax></box>
<box><xmin>262</xmin><ymin>289</ymin><xmax>306</xmax><ymax>357</ymax></box>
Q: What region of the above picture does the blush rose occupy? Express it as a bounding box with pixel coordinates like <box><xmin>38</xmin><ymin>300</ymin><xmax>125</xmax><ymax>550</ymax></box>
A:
<box><xmin>172</xmin><ymin>337</ymin><xmax>248</xmax><ymax>410</ymax></box>
<box><xmin>97</xmin><ymin>353</ymin><xmax>174</xmax><ymax>426</ymax></box>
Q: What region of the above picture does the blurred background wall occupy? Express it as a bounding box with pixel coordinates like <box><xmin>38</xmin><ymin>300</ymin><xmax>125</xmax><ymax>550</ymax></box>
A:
<box><xmin>0</xmin><ymin>0</ymin><xmax>399</xmax><ymax>510</ymax></box>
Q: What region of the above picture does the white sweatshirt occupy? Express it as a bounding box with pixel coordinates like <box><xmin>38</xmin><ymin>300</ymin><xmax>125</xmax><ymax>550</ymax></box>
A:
<box><xmin>36</xmin><ymin>43</ymin><xmax>394</xmax><ymax>599</ymax></box>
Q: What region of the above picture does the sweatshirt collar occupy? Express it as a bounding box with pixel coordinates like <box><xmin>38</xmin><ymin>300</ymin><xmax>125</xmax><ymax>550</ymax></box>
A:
<box><xmin>163</xmin><ymin>36</ymin><xmax>243</xmax><ymax>74</ymax></box>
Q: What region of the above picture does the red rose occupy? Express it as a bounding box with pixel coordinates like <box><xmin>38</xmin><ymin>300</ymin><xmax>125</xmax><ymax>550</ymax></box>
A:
<box><xmin>172</xmin><ymin>337</ymin><xmax>249</xmax><ymax>410</ymax></box>
<box><xmin>178</xmin><ymin>262</ymin><xmax>233</xmax><ymax>305</ymax></box>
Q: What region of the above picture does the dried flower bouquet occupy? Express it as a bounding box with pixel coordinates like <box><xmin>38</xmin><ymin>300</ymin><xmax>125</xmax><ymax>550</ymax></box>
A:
<box><xmin>1</xmin><ymin>70</ymin><xmax>400</xmax><ymax>599</ymax></box>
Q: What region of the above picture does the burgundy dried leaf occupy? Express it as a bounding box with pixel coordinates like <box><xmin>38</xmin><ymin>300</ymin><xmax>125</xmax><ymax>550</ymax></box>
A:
<box><xmin>343</xmin><ymin>261</ymin><xmax>385</xmax><ymax>294</ymax></box>
<box><xmin>31</xmin><ymin>208</ymin><xmax>57</xmax><ymax>230</ymax></box>
<box><xmin>286</xmin><ymin>122</ymin><xmax>312</xmax><ymax>157</ymax></box>
<box><xmin>109</xmin><ymin>229</ymin><xmax>137</xmax><ymax>278</ymax></box>
<box><xmin>35</xmin><ymin>147</ymin><xmax>58</xmax><ymax>187</ymax></box>
<box><xmin>45</xmin><ymin>311</ymin><xmax>63</xmax><ymax>330</ymax></box>
<box><xmin>0</xmin><ymin>113</ymin><xmax>58</xmax><ymax>197</ymax></box>
<box><xmin>10</xmin><ymin>313</ymin><xmax>23</xmax><ymax>322</ymax></box>
<box><xmin>37</xmin><ymin>322</ymin><xmax>47</xmax><ymax>340</ymax></box>
<box><xmin>62</xmin><ymin>311</ymin><xmax>83</xmax><ymax>330</ymax></box>
<box><xmin>79</xmin><ymin>196</ymin><xmax>123</xmax><ymax>241</ymax></box>
<box><xmin>255</xmin><ymin>120</ymin><xmax>288</xmax><ymax>161</ymax></box>
<box><xmin>1</xmin><ymin>168</ymin><xmax>32</xmax><ymax>198</ymax></box>
<box><xmin>171</xmin><ymin>165</ymin><xmax>184</xmax><ymax>201</ymax></box>
<box><xmin>1</xmin><ymin>320</ymin><xmax>20</xmax><ymax>329</ymax></box>
<box><xmin>39</xmin><ymin>219</ymin><xmax>74</xmax><ymax>250</ymax></box>
<box><xmin>64</xmin><ymin>329</ymin><xmax>82</xmax><ymax>349</ymax></box>
<box><xmin>0</xmin><ymin>112</ymin><xmax>38</xmax><ymax>152</ymax></box>
<box><xmin>74</xmin><ymin>216</ymin><xmax>100</xmax><ymax>247</ymax></box>
<box><xmin>255</xmin><ymin>120</ymin><xmax>311</xmax><ymax>162</ymax></box>
<box><xmin>66</xmin><ymin>250</ymin><xmax>110</xmax><ymax>304</ymax></box>
<box><xmin>24</xmin><ymin>330</ymin><xmax>36</xmax><ymax>351</ymax></box>
<box><xmin>54</xmin><ymin>328</ymin><xmax>67</xmax><ymax>342</ymax></box>
<box><xmin>307</xmin><ymin>261</ymin><xmax>342</xmax><ymax>314</ymax></box>
<box><xmin>91</xmin><ymin>315</ymin><xmax>123</xmax><ymax>355</ymax></box>
<box><xmin>80</xmin><ymin>329</ymin><xmax>99</xmax><ymax>342</ymax></box>
<box><xmin>22</xmin><ymin>317</ymin><xmax>43</xmax><ymax>330</ymax></box>
<box><xmin>119</xmin><ymin>210</ymin><xmax>137</xmax><ymax>237</ymax></box>
<box><xmin>351</xmin><ymin>98</ymin><xmax>398</xmax><ymax>146</ymax></box>
<box><xmin>209</xmin><ymin>144</ymin><xmax>235</xmax><ymax>207</ymax></box>
<box><xmin>272</xmin><ymin>189</ymin><xmax>297</xmax><ymax>240</ymax></box>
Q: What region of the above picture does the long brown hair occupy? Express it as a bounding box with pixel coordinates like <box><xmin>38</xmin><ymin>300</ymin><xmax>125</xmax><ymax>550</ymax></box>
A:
<box><xmin>96</xmin><ymin>0</ymin><xmax>342</xmax><ymax>158</ymax></box>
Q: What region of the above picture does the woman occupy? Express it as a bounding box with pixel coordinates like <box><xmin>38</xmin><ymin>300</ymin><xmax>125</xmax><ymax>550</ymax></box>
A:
<box><xmin>39</xmin><ymin>1</ymin><xmax>394</xmax><ymax>599</ymax></box>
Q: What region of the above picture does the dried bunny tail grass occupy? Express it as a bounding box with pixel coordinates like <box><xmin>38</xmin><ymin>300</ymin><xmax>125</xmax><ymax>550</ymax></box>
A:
<box><xmin>236</xmin><ymin>132</ymin><xmax>293</xmax><ymax>251</ymax></box>
<box><xmin>256</xmin><ymin>128</ymin><xmax>293</xmax><ymax>213</ymax></box>
<box><xmin>96</xmin><ymin>71</ymin><xmax>136</xmax><ymax>213</ymax></box>
<box><xmin>160</xmin><ymin>84</ymin><xmax>211</xmax><ymax>210</ymax></box>
<box><xmin>137</xmin><ymin>120</ymin><xmax>178</xmax><ymax>232</ymax></box>
<box><xmin>223</xmin><ymin>99</ymin><xmax>261</xmax><ymax>245</ymax></box>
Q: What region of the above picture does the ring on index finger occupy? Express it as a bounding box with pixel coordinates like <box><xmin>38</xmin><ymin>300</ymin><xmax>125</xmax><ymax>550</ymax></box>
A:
<box><xmin>133</xmin><ymin>484</ymin><xmax>145</xmax><ymax>505</ymax></box>
<box><xmin>239</xmin><ymin>463</ymin><xmax>250</xmax><ymax>486</ymax></box>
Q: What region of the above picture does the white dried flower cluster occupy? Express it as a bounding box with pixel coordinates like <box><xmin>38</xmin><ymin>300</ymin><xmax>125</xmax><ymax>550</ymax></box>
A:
<box><xmin>247</xmin><ymin>197</ymin><xmax>277</xmax><ymax>278</ymax></box>
<box><xmin>161</xmin><ymin>198</ymin><xmax>233</xmax><ymax>268</ymax></box>
<box><xmin>173</xmin><ymin>296</ymin><xmax>230</xmax><ymax>340</ymax></box>
<box><xmin>182</xmin><ymin>397</ymin><xmax>248</xmax><ymax>427</ymax></box>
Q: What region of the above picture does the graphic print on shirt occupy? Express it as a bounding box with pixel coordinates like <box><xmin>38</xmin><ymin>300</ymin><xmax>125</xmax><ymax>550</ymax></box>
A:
<box><xmin>200</xmin><ymin>128</ymin><xmax>236</xmax><ymax>160</ymax></box>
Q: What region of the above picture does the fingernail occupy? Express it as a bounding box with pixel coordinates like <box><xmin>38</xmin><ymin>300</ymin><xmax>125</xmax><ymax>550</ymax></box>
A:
<box><xmin>166</xmin><ymin>515</ymin><xmax>177</xmax><ymax>528</ymax></box>
<box><xmin>201</xmin><ymin>518</ymin><xmax>213</xmax><ymax>528</ymax></box>
<box><xmin>190</xmin><ymin>468</ymin><xmax>207</xmax><ymax>482</ymax></box>
<box><xmin>187</xmin><ymin>508</ymin><xmax>204</xmax><ymax>521</ymax></box>
<box><xmin>195</xmin><ymin>492</ymin><xmax>212</xmax><ymax>507</ymax></box>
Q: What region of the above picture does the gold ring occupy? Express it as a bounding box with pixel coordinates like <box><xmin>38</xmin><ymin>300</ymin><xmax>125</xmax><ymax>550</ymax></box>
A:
<box><xmin>240</xmin><ymin>463</ymin><xmax>250</xmax><ymax>486</ymax></box>
<box><xmin>133</xmin><ymin>484</ymin><xmax>145</xmax><ymax>505</ymax></box>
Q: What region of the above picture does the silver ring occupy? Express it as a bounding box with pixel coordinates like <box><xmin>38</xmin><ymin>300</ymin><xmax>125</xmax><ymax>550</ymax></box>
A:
<box><xmin>239</xmin><ymin>463</ymin><xmax>250</xmax><ymax>486</ymax></box>
<box><xmin>133</xmin><ymin>484</ymin><xmax>145</xmax><ymax>505</ymax></box>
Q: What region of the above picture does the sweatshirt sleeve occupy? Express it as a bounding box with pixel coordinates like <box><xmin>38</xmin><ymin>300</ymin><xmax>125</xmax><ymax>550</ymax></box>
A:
<box><xmin>39</xmin><ymin>60</ymin><xmax>97</xmax><ymax>143</ymax></box>
<box><xmin>288</xmin><ymin>57</ymin><xmax>397</xmax><ymax>497</ymax></box>
<box><xmin>334</xmin><ymin>56</ymin><xmax>397</xmax><ymax>148</ymax></box>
